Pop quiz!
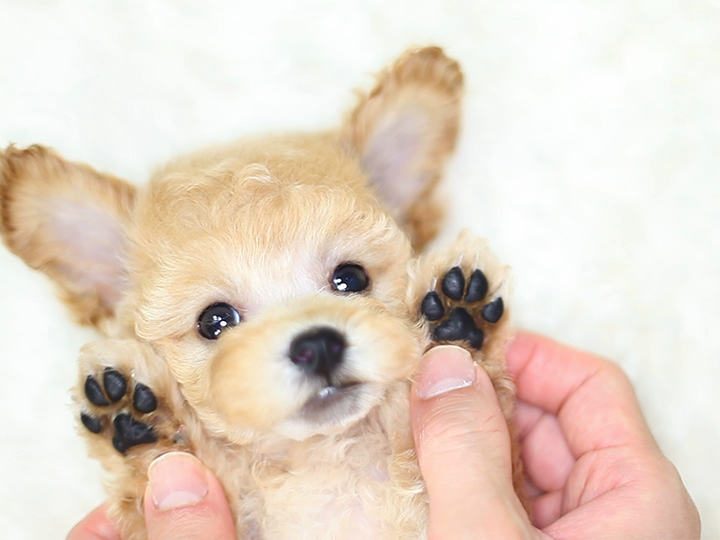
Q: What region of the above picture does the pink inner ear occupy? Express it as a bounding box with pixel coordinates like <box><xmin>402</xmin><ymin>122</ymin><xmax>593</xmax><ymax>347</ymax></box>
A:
<box><xmin>49</xmin><ymin>197</ymin><xmax>128</xmax><ymax>309</ymax></box>
<box><xmin>361</xmin><ymin>110</ymin><xmax>430</xmax><ymax>213</ymax></box>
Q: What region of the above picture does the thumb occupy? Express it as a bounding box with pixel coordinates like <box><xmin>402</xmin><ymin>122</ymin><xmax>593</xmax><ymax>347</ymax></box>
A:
<box><xmin>410</xmin><ymin>345</ymin><xmax>533</xmax><ymax>540</ymax></box>
<box><xmin>144</xmin><ymin>452</ymin><xmax>236</xmax><ymax>540</ymax></box>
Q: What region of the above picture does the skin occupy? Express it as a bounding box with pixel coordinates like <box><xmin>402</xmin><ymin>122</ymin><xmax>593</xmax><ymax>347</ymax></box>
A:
<box><xmin>67</xmin><ymin>453</ymin><xmax>236</xmax><ymax>540</ymax></box>
<box><xmin>68</xmin><ymin>331</ymin><xmax>701</xmax><ymax>540</ymax></box>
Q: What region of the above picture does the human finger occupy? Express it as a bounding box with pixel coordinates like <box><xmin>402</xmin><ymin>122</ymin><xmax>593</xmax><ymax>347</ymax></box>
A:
<box><xmin>66</xmin><ymin>504</ymin><xmax>120</xmax><ymax>540</ymax></box>
<box><xmin>516</xmin><ymin>401</ymin><xmax>574</xmax><ymax>493</ymax></box>
<box><xmin>143</xmin><ymin>452</ymin><xmax>236</xmax><ymax>540</ymax></box>
<box><xmin>507</xmin><ymin>331</ymin><xmax>655</xmax><ymax>457</ymax></box>
<box><xmin>410</xmin><ymin>345</ymin><xmax>537</xmax><ymax>540</ymax></box>
<box><xmin>509</xmin><ymin>332</ymin><xmax>700</xmax><ymax>539</ymax></box>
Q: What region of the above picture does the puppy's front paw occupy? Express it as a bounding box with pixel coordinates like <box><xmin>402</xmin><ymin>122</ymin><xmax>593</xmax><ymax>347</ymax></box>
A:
<box><xmin>81</xmin><ymin>368</ymin><xmax>160</xmax><ymax>453</ymax></box>
<box><xmin>421</xmin><ymin>266</ymin><xmax>504</xmax><ymax>351</ymax></box>
<box><xmin>76</xmin><ymin>340</ymin><xmax>188</xmax><ymax>455</ymax></box>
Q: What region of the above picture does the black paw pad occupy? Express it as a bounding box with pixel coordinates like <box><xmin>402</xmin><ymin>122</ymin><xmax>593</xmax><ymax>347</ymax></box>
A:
<box><xmin>80</xmin><ymin>413</ymin><xmax>103</xmax><ymax>434</ymax></box>
<box><xmin>421</xmin><ymin>266</ymin><xmax>505</xmax><ymax>352</ymax></box>
<box><xmin>465</xmin><ymin>269</ymin><xmax>489</xmax><ymax>303</ymax></box>
<box><xmin>112</xmin><ymin>413</ymin><xmax>157</xmax><ymax>454</ymax></box>
<box><xmin>84</xmin><ymin>376</ymin><xmax>110</xmax><ymax>406</ymax></box>
<box><xmin>467</xmin><ymin>327</ymin><xmax>485</xmax><ymax>349</ymax></box>
<box><xmin>133</xmin><ymin>383</ymin><xmax>158</xmax><ymax>414</ymax></box>
<box><xmin>441</xmin><ymin>267</ymin><xmax>465</xmax><ymax>301</ymax></box>
<box><xmin>80</xmin><ymin>368</ymin><xmax>163</xmax><ymax>454</ymax></box>
<box><xmin>421</xmin><ymin>291</ymin><xmax>445</xmax><ymax>321</ymax></box>
<box><xmin>103</xmin><ymin>369</ymin><xmax>127</xmax><ymax>403</ymax></box>
<box><xmin>481</xmin><ymin>298</ymin><xmax>504</xmax><ymax>323</ymax></box>
<box><xmin>433</xmin><ymin>307</ymin><xmax>475</xmax><ymax>342</ymax></box>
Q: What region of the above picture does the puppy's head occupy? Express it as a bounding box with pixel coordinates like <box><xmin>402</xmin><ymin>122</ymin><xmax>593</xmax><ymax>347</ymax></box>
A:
<box><xmin>127</xmin><ymin>145</ymin><xmax>423</xmax><ymax>441</ymax></box>
<box><xmin>1</xmin><ymin>47</ymin><xmax>463</xmax><ymax>442</ymax></box>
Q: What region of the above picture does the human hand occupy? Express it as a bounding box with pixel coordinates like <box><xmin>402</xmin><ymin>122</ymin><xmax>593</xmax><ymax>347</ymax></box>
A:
<box><xmin>410</xmin><ymin>331</ymin><xmax>701</xmax><ymax>540</ymax></box>
<box><xmin>67</xmin><ymin>452</ymin><xmax>236</xmax><ymax>540</ymax></box>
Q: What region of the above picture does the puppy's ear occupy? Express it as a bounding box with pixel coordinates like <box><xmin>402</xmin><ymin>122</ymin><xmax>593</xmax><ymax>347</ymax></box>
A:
<box><xmin>0</xmin><ymin>145</ymin><xmax>136</xmax><ymax>327</ymax></box>
<box><xmin>342</xmin><ymin>47</ymin><xmax>463</xmax><ymax>249</ymax></box>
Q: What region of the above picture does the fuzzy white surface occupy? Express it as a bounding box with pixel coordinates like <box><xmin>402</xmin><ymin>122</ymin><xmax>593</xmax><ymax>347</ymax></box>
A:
<box><xmin>0</xmin><ymin>1</ymin><xmax>718</xmax><ymax>538</ymax></box>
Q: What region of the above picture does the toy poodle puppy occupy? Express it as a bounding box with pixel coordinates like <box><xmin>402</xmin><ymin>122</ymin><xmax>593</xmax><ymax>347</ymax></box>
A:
<box><xmin>0</xmin><ymin>47</ymin><xmax>522</xmax><ymax>539</ymax></box>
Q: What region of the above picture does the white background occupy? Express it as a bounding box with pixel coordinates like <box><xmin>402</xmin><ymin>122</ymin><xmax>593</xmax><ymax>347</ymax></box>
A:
<box><xmin>0</xmin><ymin>1</ymin><xmax>718</xmax><ymax>538</ymax></box>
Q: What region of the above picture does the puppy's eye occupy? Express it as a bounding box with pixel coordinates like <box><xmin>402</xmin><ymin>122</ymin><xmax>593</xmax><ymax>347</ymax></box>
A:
<box><xmin>197</xmin><ymin>303</ymin><xmax>241</xmax><ymax>340</ymax></box>
<box><xmin>332</xmin><ymin>264</ymin><xmax>370</xmax><ymax>293</ymax></box>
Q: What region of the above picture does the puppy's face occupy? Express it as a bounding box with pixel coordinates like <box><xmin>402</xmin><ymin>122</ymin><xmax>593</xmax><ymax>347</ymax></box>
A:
<box><xmin>126</xmin><ymin>141</ymin><xmax>420</xmax><ymax>441</ymax></box>
<box><xmin>0</xmin><ymin>47</ymin><xmax>463</xmax><ymax>442</ymax></box>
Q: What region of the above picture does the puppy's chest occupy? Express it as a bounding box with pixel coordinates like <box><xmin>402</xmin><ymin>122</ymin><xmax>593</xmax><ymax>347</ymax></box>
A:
<box><xmin>243</xmin><ymin>435</ymin><xmax>420</xmax><ymax>540</ymax></box>
<box><xmin>261</xmin><ymin>464</ymin><xmax>387</xmax><ymax>540</ymax></box>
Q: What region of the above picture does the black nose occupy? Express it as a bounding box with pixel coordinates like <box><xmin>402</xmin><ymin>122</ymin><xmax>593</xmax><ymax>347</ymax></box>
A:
<box><xmin>289</xmin><ymin>327</ymin><xmax>346</xmax><ymax>379</ymax></box>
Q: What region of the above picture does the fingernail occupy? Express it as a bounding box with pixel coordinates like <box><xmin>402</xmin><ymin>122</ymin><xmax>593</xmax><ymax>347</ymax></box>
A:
<box><xmin>416</xmin><ymin>345</ymin><xmax>476</xmax><ymax>399</ymax></box>
<box><xmin>148</xmin><ymin>452</ymin><xmax>209</xmax><ymax>511</ymax></box>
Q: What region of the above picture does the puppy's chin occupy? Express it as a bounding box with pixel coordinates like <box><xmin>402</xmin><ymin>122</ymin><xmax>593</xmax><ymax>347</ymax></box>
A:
<box><xmin>275</xmin><ymin>382</ymin><xmax>385</xmax><ymax>441</ymax></box>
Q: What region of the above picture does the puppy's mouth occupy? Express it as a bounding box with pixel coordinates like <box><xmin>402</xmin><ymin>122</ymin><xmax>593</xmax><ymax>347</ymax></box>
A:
<box><xmin>276</xmin><ymin>377</ymin><xmax>384</xmax><ymax>440</ymax></box>
<box><xmin>299</xmin><ymin>381</ymin><xmax>365</xmax><ymax>423</ymax></box>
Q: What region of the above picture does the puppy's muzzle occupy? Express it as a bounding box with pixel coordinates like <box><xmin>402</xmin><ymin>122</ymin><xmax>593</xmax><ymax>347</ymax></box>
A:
<box><xmin>290</xmin><ymin>327</ymin><xmax>346</xmax><ymax>381</ymax></box>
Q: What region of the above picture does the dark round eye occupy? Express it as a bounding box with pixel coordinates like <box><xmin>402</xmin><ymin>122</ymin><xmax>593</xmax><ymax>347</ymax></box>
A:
<box><xmin>332</xmin><ymin>264</ymin><xmax>370</xmax><ymax>293</ymax></box>
<box><xmin>197</xmin><ymin>303</ymin><xmax>241</xmax><ymax>340</ymax></box>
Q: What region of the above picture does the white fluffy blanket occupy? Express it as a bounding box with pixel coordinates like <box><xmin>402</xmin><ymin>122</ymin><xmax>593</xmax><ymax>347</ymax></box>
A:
<box><xmin>0</xmin><ymin>1</ymin><xmax>717</xmax><ymax>538</ymax></box>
